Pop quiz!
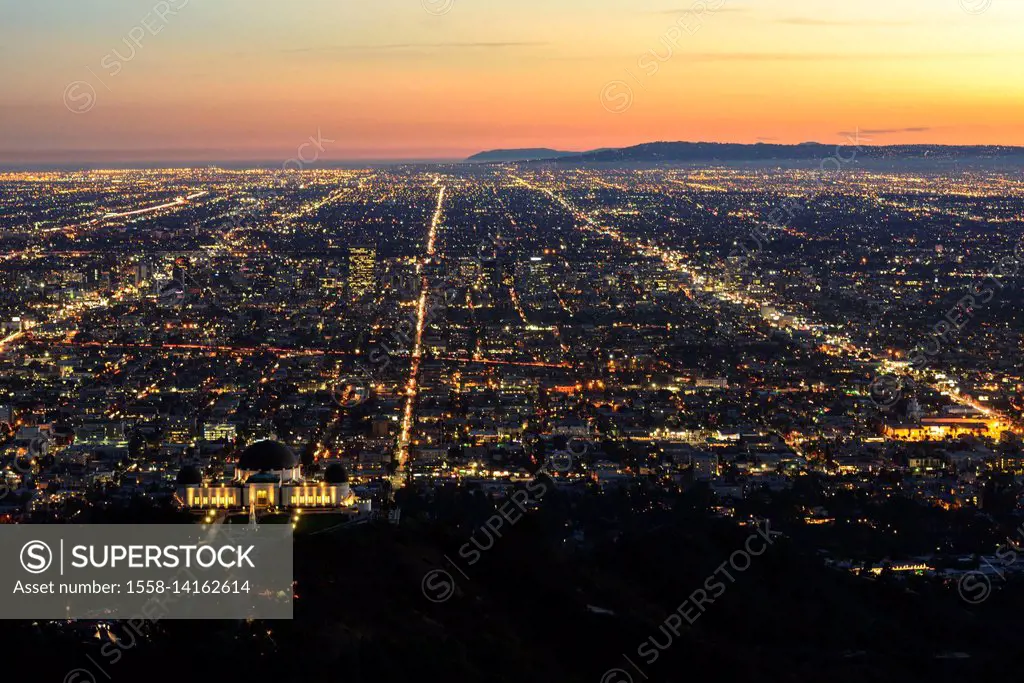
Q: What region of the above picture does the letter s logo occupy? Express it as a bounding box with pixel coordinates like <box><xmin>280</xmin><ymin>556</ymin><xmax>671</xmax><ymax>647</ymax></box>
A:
<box><xmin>20</xmin><ymin>540</ymin><xmax>53</xmax><ymax>574</ymax></box>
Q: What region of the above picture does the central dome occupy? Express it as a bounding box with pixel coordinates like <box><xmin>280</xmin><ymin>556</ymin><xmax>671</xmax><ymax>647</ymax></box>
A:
<box><xmin>237</xmin><ymin>440</ymin><xmax>298</xmax><ymax>471</ymax></box>
<box><xmin>324</xmin><ymin>463</ymin><xmax>349</xmax><ymax>484</ymax></box>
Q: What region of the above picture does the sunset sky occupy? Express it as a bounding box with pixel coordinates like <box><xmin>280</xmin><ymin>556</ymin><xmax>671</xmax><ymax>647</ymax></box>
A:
<box><xmin>1</xmin><ymin>0</ymin><xmax>1022</xmax><ymax>163</ymax></box>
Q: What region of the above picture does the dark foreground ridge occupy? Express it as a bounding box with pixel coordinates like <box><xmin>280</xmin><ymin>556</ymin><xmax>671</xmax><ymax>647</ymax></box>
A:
<box><xmin>3</xmin><ymin>487</ymin><xmax>1022</xmax><ymax>683</ymax></box>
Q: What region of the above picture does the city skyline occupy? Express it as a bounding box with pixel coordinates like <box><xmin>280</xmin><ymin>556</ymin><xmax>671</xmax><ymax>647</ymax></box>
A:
<box><xmin>2</xmin><ymin>0</ymin><xmax>1024</xmax><ymax>164</ymax></box>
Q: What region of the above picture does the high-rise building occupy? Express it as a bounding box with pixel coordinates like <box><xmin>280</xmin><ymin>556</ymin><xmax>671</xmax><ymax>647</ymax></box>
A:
<box><xmin>348</xmin><ymin>244</ymin><xmax>377</xmax><ymax>301</ymax></box>
<box><xmin>134</xmin><ymin>260</ymin><xmax>151</xmax><ymax>286</ymax></box>
<box><xmin>482</xmin><ymin>258</ymin><xmax>504</xmax><ymax>291</ymax></box>
<box><xmin>526</xmin><ymin>256</ymin><xmax>552</xmax><ymax>287</ymax></box>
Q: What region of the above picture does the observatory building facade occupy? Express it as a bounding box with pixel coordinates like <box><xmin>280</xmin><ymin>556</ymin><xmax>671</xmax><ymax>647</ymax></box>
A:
<box><xmin>176</xmin><ymin>440</ymin><xmax>354</xmax><ymax>510</ymax></box>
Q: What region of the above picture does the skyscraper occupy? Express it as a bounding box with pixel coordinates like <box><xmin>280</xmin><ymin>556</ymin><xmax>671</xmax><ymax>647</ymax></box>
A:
<box><xmin>526</xmin><ymin>256</ymin><xmax>552</xmax><ymax>287</ymax></box>
<box><xmin>134</xmin><ymin>260</ymin><xmax>151</xmax><ymax>287</ymax></box>
<box><xmin>348</xmin><ymin>244</ymin><xmax>377</xmax><ymax>301</ymax></box>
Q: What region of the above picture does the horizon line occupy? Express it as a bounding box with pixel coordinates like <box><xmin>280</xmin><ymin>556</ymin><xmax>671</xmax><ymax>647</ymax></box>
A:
<box><xmin>4</xmin><ymin>138</ymin><xmax>1024</xmax><ymax>172</ymax></box>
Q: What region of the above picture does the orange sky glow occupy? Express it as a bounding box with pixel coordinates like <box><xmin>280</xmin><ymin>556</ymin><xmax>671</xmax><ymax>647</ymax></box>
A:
<box><xmin>1</xmin><ymin>0</ymin><xmax>1022</xmax><ymax>163</ymax></box>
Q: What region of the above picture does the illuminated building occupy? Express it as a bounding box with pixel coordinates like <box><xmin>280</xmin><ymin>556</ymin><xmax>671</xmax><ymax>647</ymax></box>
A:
<box><xmin>176</xmin><ymin>441</ymin><xmax>355</xmax><ymax>510</ymax></box>
<box><xmin>203</xmin><ymin>423</ymin><xmax>237</xmax><ymax>442</ymax></box>
<box><xmin>525</xmin><ymin>255</ymin><xmax>552</xmax><ymax>287</ymax></box>
<box><xmin>884</xmin><ymin>417</ymin><xmax>1004</xmax><ymax>441</ymax></box>
<box><xmin>348</xmin><ymin>244</ymin><xmax>377</xmax><ymax>301</ymax></box>
<box><xmin>74</xmin><ymin>422</ymin><xmax>127</xmax><ymax>446</ymax></box>
<box><xmin>134</xmin><ymin>261</ymin><xmax>151</xmax><ymax>286</ymax></box>
<box><xmin>164</xmin><ymin>416</ymin><xmax>195</xmax><ymax>444</ymax></box>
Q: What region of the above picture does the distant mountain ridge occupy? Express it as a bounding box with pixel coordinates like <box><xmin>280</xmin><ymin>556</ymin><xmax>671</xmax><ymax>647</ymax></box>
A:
<box><xmin>464</xmin><ymin>148</ymin><xmax>579</xmax><ymax>162</ymax></box>
<box><xmin>467</xmin><ymin>141</ymin><xmax>1024</xmax><ymax>165</ymax></box>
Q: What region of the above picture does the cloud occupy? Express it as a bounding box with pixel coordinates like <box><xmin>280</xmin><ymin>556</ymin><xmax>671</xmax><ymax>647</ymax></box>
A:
<box><xmin>649</xmin><ymin>6</ymin><xmax>748</xmax><ymax>13</ymax></box>
<box><xmin>776</xmin><ymin>17</ymin><xmax>913</xmax><ymax>27</ymax></box>
<box><xmin>677</xmin><ymin>52</ymin><xmax>1016</xmax><ymax>62</ymax></box>
<box><xmin>837</xmin><ymin>127</ymin><xmax>931</xmax><ymax>136</ymax></box>
<box><xmin>283</xmin><ymin>42</ymin><xmax>547</xmax><ymax>53</ymax></box>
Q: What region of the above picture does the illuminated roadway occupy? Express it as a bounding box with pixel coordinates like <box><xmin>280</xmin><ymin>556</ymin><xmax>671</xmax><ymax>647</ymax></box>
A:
<box><xmin>34</xmin><ymin>337</ymin><xmax>569</xmax><ymax>368</ymax></box>
<box><xmin>394</xmin><ymin>185</ymin><xmax>446</xmax><ymax>481</ymax></box>
<box><xmin>102</xmin><ymin>192</ymin><xmax>209</xmax><ymax>219</ymax></box>
<box><xmin>0</xmin><ymin>331</ymin><xmax>24</xmax><ymax>353</ymax></box>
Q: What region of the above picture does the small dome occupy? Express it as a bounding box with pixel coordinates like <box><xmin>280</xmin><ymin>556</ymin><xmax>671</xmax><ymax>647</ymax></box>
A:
<box><xmin>237</xmin><ymin>440</ymin><xmax>298</xmax><ymax>471</ymax></box>
<box><xmin>324</xmin><ymin>463</ymin><xmax>349</xmax><ymax>484</ymax></box>
<box><xmin>176</xmin><ymin>465</ymin><xmax>203</xmax><ymax>486</ymax></box>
